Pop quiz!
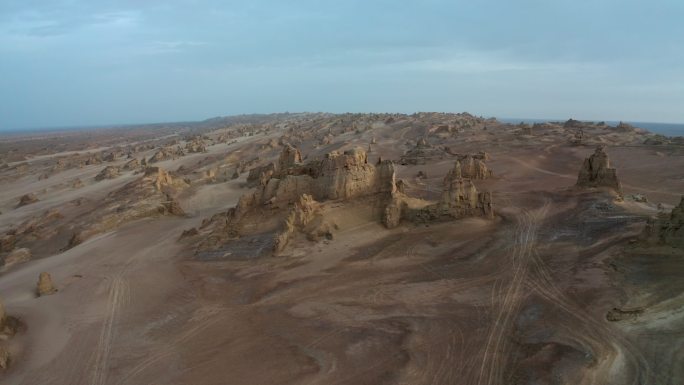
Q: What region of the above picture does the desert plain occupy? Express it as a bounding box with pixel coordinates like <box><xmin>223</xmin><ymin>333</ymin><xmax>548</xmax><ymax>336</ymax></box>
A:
<box><xmin>0</xmin><ymin>113</ymin><xmax>682</xmax><ymax>385</ymax></box>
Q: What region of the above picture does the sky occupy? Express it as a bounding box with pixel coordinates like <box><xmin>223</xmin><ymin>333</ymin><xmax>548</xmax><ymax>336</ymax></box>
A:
<box><xmin>1</xmin><ymin>0</ymin><xmax>683</xmax><ymax>130</ymax></box>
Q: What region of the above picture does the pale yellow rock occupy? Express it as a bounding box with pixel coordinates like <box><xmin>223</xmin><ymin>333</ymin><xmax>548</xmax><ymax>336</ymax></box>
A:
<box><xmin>37</xmin><ymin>272</ymin><xmax>57</xmax><ymax>296</ymax></box>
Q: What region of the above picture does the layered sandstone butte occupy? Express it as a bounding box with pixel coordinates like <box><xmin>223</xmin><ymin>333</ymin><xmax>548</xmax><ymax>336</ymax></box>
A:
<box><xmin>576</xmin><ymin>146</ymin><xmax>622</xmax><ymax>193</ymax></box>
<box><xmin>642</xmin><ymin>196</ymin><xmax>684</xmax><ymax>248</ymax></box>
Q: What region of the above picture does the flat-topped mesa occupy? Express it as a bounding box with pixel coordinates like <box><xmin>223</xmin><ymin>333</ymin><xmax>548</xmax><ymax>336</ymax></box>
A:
<box><xmin>576</xmin><ymin>145</ymin><xmax>622</xmax><ymax>193</ymax></box>
<box><xmin>643</xmin><ymin>196</ymin><xmax>684</xmax><ymax>248</ymax></box>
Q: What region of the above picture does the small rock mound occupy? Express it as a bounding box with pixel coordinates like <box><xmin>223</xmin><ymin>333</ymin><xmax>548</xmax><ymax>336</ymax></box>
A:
<box><xmin>17</xmin><ymin>193</ymin><xmax>39</xmax><ymax>207</ymax></box>
<box><xmin>576</xmin><ymin>146</ymin><xmax>622</xmax><ymax>193</ymax></box>
<box><xmin>37</xmin><ymin>272</ymin><xmax>57</xmax><ymax>296</ymax></box>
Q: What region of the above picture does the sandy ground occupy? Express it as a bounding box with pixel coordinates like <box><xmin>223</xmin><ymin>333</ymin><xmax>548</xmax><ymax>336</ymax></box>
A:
<box><xmin>0</xmin><ymin>115</ymin><xmax>682</xmax><ymax>384</ymax></box>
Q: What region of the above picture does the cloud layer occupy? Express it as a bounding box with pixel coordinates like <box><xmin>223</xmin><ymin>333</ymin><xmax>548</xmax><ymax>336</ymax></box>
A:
<box><xmin>1</xmin><ymin>0</ymin><xmax>683</xmax><ymax>129</ymax></box>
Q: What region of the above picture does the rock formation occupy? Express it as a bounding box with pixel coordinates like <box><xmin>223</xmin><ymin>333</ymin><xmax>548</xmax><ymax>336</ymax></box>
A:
<box><xmin>0</xmin><ymin>234</ymin><xmax>15</xmax><ymax>253</ymax></box>
<box><xmin>642</xmin><ymin>196</ymin><xmax>684</xmax><ymax>248</ymax></box>
<box><xmin>37</xmin><ymin>272</ymin><xmax>57</xmax><ymax>296</ymax></box>
<box><xmin>400</xmin><ymin>138</ymin><xmax>446</xmax><ymax>165</ymax></box>
<box><xmin>274</xmin><ymin>194</ymin><xmax>331</xmax><ymax>253</ymax></box>
<box><xmin>3</xmin><ymin>248</ymin><xmax>31</xmax><ymax>269</ymax></box>
<box><xmin>149</xmin><ymin>146</ymin><xmax>185</xmax><ymax>163</ymax></box>
<box><xmin>196</xmin><ymin>145</ymin><xmax>493</xmax><ymax>253</ymax></box>
<box><xmin>258</xmin><ymin>147</ymin><xmax>395</xmax><ymax>206</ymax></box>
<box><xmin>66</xmin><ymin>167</ymin><xmax>188</xmax><ymax>249</ymax></box>
<box><xmin>458</xmin><ymin>155</ymin><xmax>492</xmax><ymax>179</ymax></box>
<box><xmin>95</xmin><ymin>166</ymin><xmax>120</xmax><ymax>181</ymax></box>
<box><xmin>576</xmin><ymin>146</ymin><xmax>622</xmax><ymax>193</ymax></box>
<box><xmin>185</xmin><ymin>137</ymin><xmax>208</xmax><ymax>153</ymax></box>
<box><xmin>246</xmin><ymin>163</ymin><xmax>276</xmax><ymax>187</ymax></box>
<box><xmin>383</xmin><ymin>160</ymin><xmax>494</xmax><ymax>228</ymax></box>
<box><xmin>71</xmin><ymin>178</ymin><xmax>84</xmax><ymax>188</ymax></box>
<box><xmin>123</xmin><ymin>158</ymin><xmax>141</xmax><ymax>170</ymax></box>
<box><xmin>17</xmin><ymin>193</ymin><xmax>39</xmax><ymax>207</ymax></box>
<box><xmin>278</xmin><ymin>144</ymin><xmax>303</xmax><ymax>170</ymax></box>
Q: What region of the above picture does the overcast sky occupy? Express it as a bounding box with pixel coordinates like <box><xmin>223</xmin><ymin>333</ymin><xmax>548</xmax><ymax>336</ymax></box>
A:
<box><xmin>1</xmin><ymin>0</ymin><xmax>683</xmax><ymax>130</ymax></box>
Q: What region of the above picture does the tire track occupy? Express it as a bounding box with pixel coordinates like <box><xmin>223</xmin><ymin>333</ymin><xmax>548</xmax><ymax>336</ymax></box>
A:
<box><xmin>476</xmin><ymin>202</ymin><xmax>548</xmax><ymax>385</ymax></box>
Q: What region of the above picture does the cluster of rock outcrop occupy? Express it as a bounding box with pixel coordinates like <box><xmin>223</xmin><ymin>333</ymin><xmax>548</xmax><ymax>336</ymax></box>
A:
<box><xmin>148</xmin><ymin>146</ymin><xmax>185</xmax><ymax>163</ymax></box>
<box><xmin>383</xmin><ymin>159</ymin><xmax>494</xmax><ymax>228</ymax></box>
<box><xmin>67</xmin><ymin>167</ymin><xmax>188</xmax><ymax>249</ymax></box>
<box><xmin>1</xmin><ymin>209</ymin><xmax>64</xmax><ymax>267</ymax></box>
<box><xmin>192</xmin><ymin>145</ymin><xmax>494</xmax><ymax>254</ymax></box>
<box><xmin>642</xmin><ymin>196</ymin><xmax>684</xmax><ymax>248</ymax></box>
<box><xmin>576</xmin><ymin>146</ymin><xmax>622</xmax><ymax>193</ymax></box>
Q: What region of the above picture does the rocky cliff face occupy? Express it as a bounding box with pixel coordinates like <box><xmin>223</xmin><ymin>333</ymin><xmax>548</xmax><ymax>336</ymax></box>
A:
<box><xmin>643</xmin><ymin>196</ymin><xmax>684</xmax><ymax>248</ymax></box>
<box><xmin>576</xmin><ymin>146</ymin><xmax>622</xmax><ymax>193</ymax></box>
